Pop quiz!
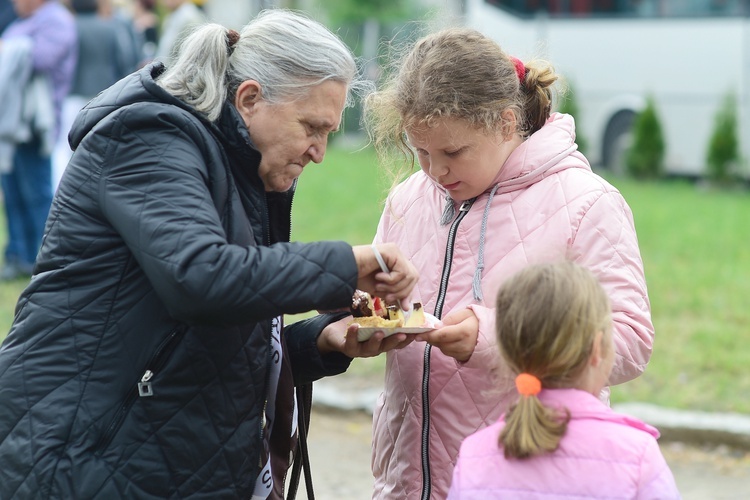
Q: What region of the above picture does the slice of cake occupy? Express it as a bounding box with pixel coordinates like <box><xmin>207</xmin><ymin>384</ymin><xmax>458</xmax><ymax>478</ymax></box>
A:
<box><xmin>349</xmin><ymin>290</ymin><xmax>429</xmax><ymax>330</ymax></box>
<box><xmin>403</xmin><ymin>302</ymin><xmax>426</xmax><ymax>327</ymax></box>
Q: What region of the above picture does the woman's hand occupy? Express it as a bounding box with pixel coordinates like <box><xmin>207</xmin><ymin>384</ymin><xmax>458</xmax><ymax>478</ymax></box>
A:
<box><xmin>317</xmin><ymin>315</ymin><xmax>415</xmax><ymax>357</ymax></box>
<box><xmin>352</xmin><ymin>243</ymin><xmax>418</xmax><ymax>308</ymax></box>
<box><xmin>415</xmin><ymin>308</ymin><xmax>479</xmax><ymax>362</ymax></box>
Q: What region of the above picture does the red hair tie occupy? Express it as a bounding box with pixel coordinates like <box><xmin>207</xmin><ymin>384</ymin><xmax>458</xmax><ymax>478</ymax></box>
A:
<box><xmin>515</xmin><ymin>373</ymin><xmax>542</xmax><ymax>396</ymax></box>
<box><xmin>510</xmin><ymin>56</ymin><xmax>526</xmax><ymax>85</ymax></box>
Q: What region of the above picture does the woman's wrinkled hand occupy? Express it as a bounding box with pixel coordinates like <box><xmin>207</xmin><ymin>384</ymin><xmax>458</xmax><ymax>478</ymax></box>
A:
<box><xmin>317</xmin><ymin>315</ymin><xmax>415</xmax><ymax>358</ymax></box>
<box><xmin>414</xmin><ymin>308</ymin><xmax>479</xmax><ymax>362</ymax></box>
<box><xmin>352</xmin><ymin>243</ymin><xmax>418</xmax><ymax>308</ymax></box>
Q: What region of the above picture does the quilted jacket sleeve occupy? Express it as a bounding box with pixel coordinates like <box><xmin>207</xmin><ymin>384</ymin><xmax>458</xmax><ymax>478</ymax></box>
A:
<box><xmin>572</xmin><ymin>189</ymin><xmax>654</xmax><ymax>386</ymax></box>
<box><xmin>96</xmin><ymin>105</ymin><xmax>358</xmax><ymax>326</ymax></box>
<box><xmin>464</xmin><ymin>304</ymin><xmax>500</xmax><ymax>369</ymax></box>
<box><xmin>285</xmin><ymin>312</ymin><xmax>353</xmax><ymax>386</ymax></box>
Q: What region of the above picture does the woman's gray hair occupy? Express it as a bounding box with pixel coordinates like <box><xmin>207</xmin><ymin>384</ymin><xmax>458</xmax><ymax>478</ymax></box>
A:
<box><xmin>157</xmin><ymin>9</ymin><xmax>368</xmax><ymax>122</ymax></box>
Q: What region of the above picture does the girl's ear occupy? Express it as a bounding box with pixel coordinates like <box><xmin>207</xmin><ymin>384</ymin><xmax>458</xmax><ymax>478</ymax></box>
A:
<box><xmin>234</xmin><ymin>80</ymin><xmax>263</xmax><ymax>124</ymax></box>
<box><xmin>500</xmin><ymin>109</ymin><xmax>518</xmax><ymax>141</ymax></box>
<box><xmin>589</xmin><ymin>330</ymin><xmax>604</xmax><ymax>368</ymax></box>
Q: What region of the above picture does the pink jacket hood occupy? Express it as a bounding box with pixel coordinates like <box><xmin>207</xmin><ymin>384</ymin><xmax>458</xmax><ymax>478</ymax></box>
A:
<box><xmin>371</xmin><ymin>113</ymin><xmax>654</xmax><ymax>499</ymax></box>
<box><xmin>448</xmin><ymin>389</ymin><xmax>680</xmax><ymax>499</ymax></box>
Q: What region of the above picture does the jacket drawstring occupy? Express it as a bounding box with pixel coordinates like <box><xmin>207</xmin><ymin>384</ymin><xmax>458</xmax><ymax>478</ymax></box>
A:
<box><xmin>439</xmin><ymin>194</ymin><xmax>456</xmax><ymax>226</ymax></box>
<box><xmin>472</xmin><ymin>184</ymin><xmax>500</xmax><ymax>302</ymax></box>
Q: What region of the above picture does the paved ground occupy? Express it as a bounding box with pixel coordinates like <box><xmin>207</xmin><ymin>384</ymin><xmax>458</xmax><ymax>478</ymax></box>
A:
<box><xmin>291</xmin><ymin>372</ymin><xmax>750</xmax><ymax>499</ymax></box>
<box><xmin>297</xmin><ymin>407</ymin><xmax>750</xmax><ymax>500</ymax></box>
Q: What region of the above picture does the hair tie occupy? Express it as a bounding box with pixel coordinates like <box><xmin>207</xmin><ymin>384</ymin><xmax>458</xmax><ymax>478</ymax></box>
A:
<box><xmin>510</xmin><ymin>56</ymin><xmax>526</xmax><ymax>86</ymax></box>
<box><xmin>515</xmin><ymin>373</ymin><xmax>542</xmax><ymax>396</ymax></box>
<box><xmin>226</xmin><ymin>29</ymin><xmax>240</xmax><ymax>56</ymax></box>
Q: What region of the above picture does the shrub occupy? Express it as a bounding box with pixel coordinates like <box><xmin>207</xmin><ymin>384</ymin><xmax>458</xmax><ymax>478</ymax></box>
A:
<box><xmin>626</xmin><ymin>95</ymin><xmax>665</xmax><ymax>179</ymax></box>
<box><xmin>706</xmin><ymin>90</ymin><xmax>740</xmax><ymax>185</ymax></box>
<box><xmin>557</xmin><ymin>80</ymin><xmax>587</xmax><ymax>155</ymax></box>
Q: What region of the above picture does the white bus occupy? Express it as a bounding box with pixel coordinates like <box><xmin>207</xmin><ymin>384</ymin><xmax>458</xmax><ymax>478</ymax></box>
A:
<box><xmin>465</xmin><ymin>0</ymin><xmax>750</xmax><ymax>178</ymax></box>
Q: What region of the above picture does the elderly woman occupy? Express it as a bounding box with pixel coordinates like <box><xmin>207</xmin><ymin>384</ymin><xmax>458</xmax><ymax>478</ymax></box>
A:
<box><xmin>0</xmin><ymin>10</ymin><xmax>417</xmax><ymax>499</ymax></box>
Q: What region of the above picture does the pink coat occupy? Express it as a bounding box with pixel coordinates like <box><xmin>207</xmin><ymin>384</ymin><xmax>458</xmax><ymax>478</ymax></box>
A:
<box><xmin>371</xmin><ymin>114</ymin><xmax>654</xmax><ymax>499</ymax></box>
<box><xmin>447</xmin><ymin>389</ymin><xmax>681</xmax><ymax>499</ymax></box>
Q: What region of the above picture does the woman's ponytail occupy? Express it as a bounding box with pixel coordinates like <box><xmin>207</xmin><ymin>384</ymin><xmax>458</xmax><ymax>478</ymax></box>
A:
<box><xmin>157</xmin><ymin>23</ymin><xmax>233</xmax><ymax>122</ymax></box>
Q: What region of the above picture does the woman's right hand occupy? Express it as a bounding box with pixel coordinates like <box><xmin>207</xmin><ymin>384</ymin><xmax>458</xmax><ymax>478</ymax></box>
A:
<box><xmin>352</xmin><ymin>243</ymin><xmax>418</xmax><ymax>308</ymax></box>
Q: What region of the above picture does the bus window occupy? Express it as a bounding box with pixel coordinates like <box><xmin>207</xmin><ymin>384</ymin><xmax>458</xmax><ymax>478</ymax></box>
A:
<box><xmin>468</xmin><ymin>0</ymin><xmax>750</xmax><ymax>178</ymax></box>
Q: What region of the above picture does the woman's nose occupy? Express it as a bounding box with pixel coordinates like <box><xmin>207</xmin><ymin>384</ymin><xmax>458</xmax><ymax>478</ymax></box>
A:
<box><xmin>308</xmin><ymin>137</ymin><xmax>327</xmax><ymax>164</ymax></box>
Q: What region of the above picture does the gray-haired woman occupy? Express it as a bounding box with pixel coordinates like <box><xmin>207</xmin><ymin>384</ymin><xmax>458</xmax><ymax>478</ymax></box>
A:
<box><xmin>0</xmin><ymin>9</ymin><xmax>417</xmax><ymax>499</ymax></box>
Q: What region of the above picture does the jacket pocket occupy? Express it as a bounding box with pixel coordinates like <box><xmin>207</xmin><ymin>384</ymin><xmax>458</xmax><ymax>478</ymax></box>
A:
<box><xmin>95</xmin><ymin>326</ymin><xmax>186</xmax><ymax>454</ymax></box>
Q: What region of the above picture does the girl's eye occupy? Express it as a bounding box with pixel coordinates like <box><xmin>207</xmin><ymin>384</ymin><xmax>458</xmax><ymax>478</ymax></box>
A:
<box><xmin>446</xmin><ymin>148</ymin><xmax>465</xmax><ymax>157</ymax></box>
<box><xmin>416</xmin><ymin>149</ymin><xmax>428</xmax><ymax>156</ymax></box>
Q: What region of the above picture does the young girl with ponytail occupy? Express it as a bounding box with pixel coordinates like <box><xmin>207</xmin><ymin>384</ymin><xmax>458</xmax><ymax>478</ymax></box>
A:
<box><xmin>447</xmin><ymin>261</ymin><xmax>680</xmax><ymax>498</ymax></box>
<box><xmin>365</xmin><ymin>27</ymin><xmax>655</xmax><ymax>499</ymax></box>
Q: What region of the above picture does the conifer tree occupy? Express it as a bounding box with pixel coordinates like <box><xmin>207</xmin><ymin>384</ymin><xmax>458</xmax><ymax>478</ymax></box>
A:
<box><xmin>706</xmin><ymin>91</ymin><xmax>739</xmax><ymax>185</ymax></box>
<box><xmin>626</xmin><ymin>96</ymin><xmax>665</xmax><ymax>179</ymax></box>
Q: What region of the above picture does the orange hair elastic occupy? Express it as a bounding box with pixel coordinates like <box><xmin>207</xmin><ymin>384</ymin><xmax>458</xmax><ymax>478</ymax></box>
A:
<box><xmin>515</xmin><ymin>373</ymin><xmax>542</xmax><ymax>396</ymax></box>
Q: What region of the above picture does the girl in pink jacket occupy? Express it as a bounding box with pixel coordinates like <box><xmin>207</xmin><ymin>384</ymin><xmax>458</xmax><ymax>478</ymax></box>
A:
<box><xmin>364</xmin><ymin>28</ymin><xmax>654</xmax><ymax>499</ymax></box>
<box><xmin>447</xmin><ymin>261</ymin><xmax>679</xmax><ymax>499</ymax></box>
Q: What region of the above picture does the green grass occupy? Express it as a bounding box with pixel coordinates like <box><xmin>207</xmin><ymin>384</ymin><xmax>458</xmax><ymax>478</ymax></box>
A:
<box><xmin>291</xmin><ymin>143</ymin><xmax>392</xmax><ymax>243</ymax></box>
<box><xmin>1</xmin><ymin>147</ymin><xmax>748</xmax><ymax>413</ymax></box>
<box><xmin>604</xmin><ymin>179</ymin><xmax>750</xmax><ymax>412</ymax></box>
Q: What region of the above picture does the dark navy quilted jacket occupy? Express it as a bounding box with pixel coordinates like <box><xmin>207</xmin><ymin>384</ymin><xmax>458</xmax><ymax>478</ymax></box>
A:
<box><xmin>0</xmin><ymin>63</ymin><xmax>358</xmax><ymax>499</ymax></box>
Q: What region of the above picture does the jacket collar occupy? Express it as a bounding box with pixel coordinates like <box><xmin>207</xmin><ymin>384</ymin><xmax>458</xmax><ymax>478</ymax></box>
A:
<box><xmin>490</xmin><ymin>113</ymin><xmax>588</xmax><ymax>195</ymax></box>
<box><xmin>538</xmin><ymin>388</ymin><xmax>660</xmax><ymax>439</ymax></box>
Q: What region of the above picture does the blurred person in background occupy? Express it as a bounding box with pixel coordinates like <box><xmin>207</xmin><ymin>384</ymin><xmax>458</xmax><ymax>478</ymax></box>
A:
<box><xmin>0</xmin><ymin>9</ymin><xmax>418</xmax><ymax>499</ymax></box>
<box><xmin>99</xmin><ymin>0</ymin><xmax>142</xmax><ymax>72</ymax></box>
<box><xmin>154</xmin><ymin>0</ymin><xmax>204</xmax><ymax>65</ymax></box>
<box><xmin>52</xmin><ymin>0</ymin><xmax>141</xmax><ymax>189</ymax></box>
<box><xmin>131</xmin><ymin>0</ymin><xmax>159</xmax><ymax>65</ymax></box>
<box><xmin>0</xmin><ymin>0</ymin><xmax>16</xmax><ymax>33</ymax></box>
<box><xmin>0</xmin><ymin>0</ymin><xmax>76</xmax><ymax>281</ymax></box>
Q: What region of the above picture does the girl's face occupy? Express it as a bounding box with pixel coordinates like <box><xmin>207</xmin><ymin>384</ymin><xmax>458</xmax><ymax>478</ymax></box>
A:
<box><xmin>405</xmin><ymin>116</ymin><xmax>517</xmax><ymax>201</ymax></box>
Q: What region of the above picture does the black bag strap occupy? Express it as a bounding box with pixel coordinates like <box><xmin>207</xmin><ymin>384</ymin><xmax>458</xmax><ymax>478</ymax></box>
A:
<box><xmin>286</xmin><ymin>383</ymin><xmax>314</xmax><ymax>500</ymax></box>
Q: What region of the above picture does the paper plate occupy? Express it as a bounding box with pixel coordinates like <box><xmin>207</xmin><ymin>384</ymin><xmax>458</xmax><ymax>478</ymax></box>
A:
<box><xmin>354</xmin><ymin>313</ymin><xmax>441</xmax><ymax>342</ymax></box>
<box><xmin>356</xmin><ymin>326</ymin><xmax>435</xmax><ymax>342</ymax></box>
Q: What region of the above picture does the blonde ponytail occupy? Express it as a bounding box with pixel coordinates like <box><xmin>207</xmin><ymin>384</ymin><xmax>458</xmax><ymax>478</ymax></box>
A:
<box><xmin>499</xmin><ymin>395</ymin><xmax>569</xmax><ymax>459</ymax></box>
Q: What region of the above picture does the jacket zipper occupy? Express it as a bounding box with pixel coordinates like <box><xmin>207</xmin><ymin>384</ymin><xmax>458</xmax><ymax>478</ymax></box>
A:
<box><xmin>287</xmin><ymin>179</ymin><xmax>297</xmax><ymax>243</ymax></box>
<box><xmin>95</xmin><ymin>327</ymin><xmax>185</xmax><ymax>454</ymax></box>
<box><xmin>420</xmin><ymin>198</ymin><xmax>475</xmax><ymax>500</ymax></box>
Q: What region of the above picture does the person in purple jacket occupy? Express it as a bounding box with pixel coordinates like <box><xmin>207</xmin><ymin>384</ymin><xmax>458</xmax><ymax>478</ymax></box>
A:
<box><xmin>0</xmin><ymin>0</ymin><xmax>76</xmax><ymax>280</ymax></box>
<box><xmin>448</xmin><ymin>261</ymin><xmax>680</xmax><ymax>499</ymax></box>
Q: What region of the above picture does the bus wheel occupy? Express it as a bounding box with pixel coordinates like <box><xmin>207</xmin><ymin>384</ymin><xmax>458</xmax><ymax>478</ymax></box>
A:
<box><xmin>601</xmin><ymin>110</ymin><xmax>636</xmax><ymax>176</ymax></box>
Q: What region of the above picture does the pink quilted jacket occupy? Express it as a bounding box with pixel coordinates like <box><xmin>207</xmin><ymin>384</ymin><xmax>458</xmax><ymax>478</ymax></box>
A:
<box><xmin>371</xmin><ymin>114</ymin><xmax>654</xmax><ymax>499</ymax></box>
<box><xmin>447</xmin><ymin>389</ymin><xmax>681</xmax><ymax>499</ymax></box>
